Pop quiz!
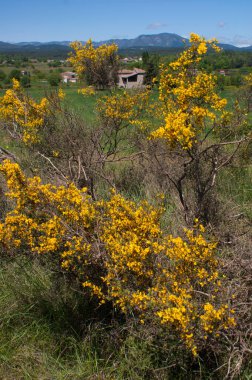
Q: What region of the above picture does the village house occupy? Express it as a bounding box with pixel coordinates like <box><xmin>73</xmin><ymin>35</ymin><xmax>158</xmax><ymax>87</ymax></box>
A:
<box><xmin>21</xmin><ymin>70</ymin><xmax>30</xmax><ymax>76</ymax></box>
<box><xmin>61</xmin><ymin>71</ymin><xmax>78</xmax><ymax>83</ymax></box>
<box><xmin>117</xmin><ymin>68</ymin><xmax>146</xmax><ymax>88</ymax></box>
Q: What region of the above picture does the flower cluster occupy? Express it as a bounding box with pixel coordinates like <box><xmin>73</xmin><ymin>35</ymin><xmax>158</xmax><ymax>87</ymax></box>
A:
<box><xmin>99</xmin><ymin>196</ymin><xmax>235</xmax><ymax>355</ymax></box>
<box><xmin>243</xmin><ymin>72</ymin><xmax>252</xmax><ymax>86</ymax></box>
<box><xmin>0</xmin><ymin>79</ymin><xmax>49</xmax><ymax>144</ymax></box>
<box><xmin>68</xmin><ymin>39</ymin><xmax>118</xmax><ymax>89</ymax></box>
<box><xmin>97</xmin><ymin>89</ymin><xmax>150</xmax><ymax>129</ymax></box>
<box><xmin>69</xmin><ymin>39</ymin><xmax>118</xmax><ymax>76</ymax></box>
<box><xmin>0</xmin><ymin>160</ymin><xmax>97</xmax><ymax>272</ymax></box>
<box><xmin>150</xmin><ymin>33</ymin><xmax>227</xmax><ymax>149</ymax></box>
<box><xmin>78</xmin><ymin>86</ymin><xmax>96</xmax><ymax>96</ymax></box>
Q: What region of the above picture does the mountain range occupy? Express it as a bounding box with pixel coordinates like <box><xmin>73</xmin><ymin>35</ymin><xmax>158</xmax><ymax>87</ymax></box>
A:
<box><xmin>1</xmin><ymin>33</ymin><xmax>252</xmax><ymax>56</ymax></box>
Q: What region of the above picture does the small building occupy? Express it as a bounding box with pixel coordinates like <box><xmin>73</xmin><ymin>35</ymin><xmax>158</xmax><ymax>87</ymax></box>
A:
<box><xmin>120</xmin><ymin>57</ymin><xmax>130</xmax><ymax>63</ymax></box>
<box><xmin>21</xmin><ymin>70</ymin><xmax>30</xmax><ymax>76</ymax></box>
<box><xmin>61</xmin><ymin>71</ymin><xmax>78</xmax><ymax>83</ymax></box>
<box><xmin>117</xmin><ymin>68</ymin><xmax>146</xmax><ymax>88</ymax></box>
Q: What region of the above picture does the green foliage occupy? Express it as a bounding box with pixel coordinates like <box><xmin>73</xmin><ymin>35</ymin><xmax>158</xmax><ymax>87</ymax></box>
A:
<box><xmin>48</xmin><ymin>71</ymin><xmax>61</xmax><ymax>86</ymax></box>
<box><xmin>230</xmin><ymin>73</ymin><xmax>243</xmax><ymax>86</ymax></box>
<box><xmin>48</xmin><ymin>60</ymin><xmax>62</xmax><ymax>67</ymax></box>
<box><xmin>8</xmin><ymin>68</ymin><xmax>21</xmax><ymax>81</ymax></box>
<box><xmin>0</xmin><ymin>69</ymin><xmax>6</xmax><ymax>81</ymax></box>
<box><xmin>20</xmin><ymin>74</ymin><xmax>31</xmax><ymax>88</ymax></box>
<box><xmin>200</xmin><ymin>50</ymin><xmax>252</xmax><ymax>70</ymax></box>
<box><xmin>142</xmin><ymin>51</ymin><xmax>160</xmax><ymax>86</ymax></box>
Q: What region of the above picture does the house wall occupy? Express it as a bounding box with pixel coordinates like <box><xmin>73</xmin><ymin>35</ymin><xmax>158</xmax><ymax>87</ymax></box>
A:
<box><xmin>118</xmin><ymin>76</ymin><xmax>125</xmax><ymax>87</ymax></box>
<box><xmin>61</xmin><ymin>72</ymin><xmax>78</xmax><ymax>83</ymax></box>
<box><xmin>118</xmin><ymin>73</ymin><xmax>145</xmax><ymax>88</ymax></box>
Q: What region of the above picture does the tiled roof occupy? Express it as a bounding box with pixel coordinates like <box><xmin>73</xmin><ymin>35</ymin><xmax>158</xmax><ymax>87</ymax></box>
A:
<box><xmin>133</xmin><ymin>68</ymin><xmax>145</xmax><ymax>73</ymax></box>
<box><xmin>120</xmin><ymin>73</ymin><xmax>138</xmax><ymax>79</ymax></box>
<box><xmin>61</xmin><ymin>71</ymin><xmax>77</xmax><ymax>76</ymax></box>
<box><xmin>118</xmin><ymin>68</ymin><xmax>146</xmax><ymax>77</ymax></box>
<box><xmin>118</xmin><ymin>69</ymin><xmax>134</xmax><ymax>74</ymax></box>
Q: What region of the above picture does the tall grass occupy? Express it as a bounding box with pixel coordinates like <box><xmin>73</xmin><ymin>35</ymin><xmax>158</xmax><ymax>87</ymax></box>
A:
<box><xmin>0</xmin><ymin>256</ymin><xmax>112</xmax><ymax>379</ymax></box>
<box><xmin>1</xmin><ymin>255</ymin><xmax>222</xmax><ymax>379</ymax></box>
<box><xmin>218</xmin><ymin>166</ymin><xmax>252</xmax><ymax>220</ymax></box>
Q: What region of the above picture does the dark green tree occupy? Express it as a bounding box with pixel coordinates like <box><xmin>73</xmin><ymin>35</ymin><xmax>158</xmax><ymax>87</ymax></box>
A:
<box><xmin>20</xmin><ymin>75</ymin><xmax>31</xmax><ymax>88</ymax></box>
<box><xmin>142</xmin><ymin>52</ymin><xmax>160</xmax><ymax>86</ymax></box>
<box><xmin>48</xmin><ymin>72</ymin><xmax>61</xmax><ymax>87</ymax></box>
<box><xmin>8</xmin><ymin>69</ymin><xmax>21</xmax><ymax>81</ymax></box>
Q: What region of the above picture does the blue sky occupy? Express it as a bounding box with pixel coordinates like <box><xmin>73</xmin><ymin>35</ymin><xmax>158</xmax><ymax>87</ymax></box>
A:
<box><xmin>1</xmin><ymin>0</ymin><xmax>252</xmax><ymax>46</ymax></box>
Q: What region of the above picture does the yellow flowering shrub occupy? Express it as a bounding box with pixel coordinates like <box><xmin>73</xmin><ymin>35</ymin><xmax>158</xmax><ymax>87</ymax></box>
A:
<box><xmin>0</xmin><ymin>79</ymin><xmax>49</xmax><ymax>144</ymax></box>
<box><xmin>150</xmin><ymin>33</ymin><xmax>227</xmax><ymax>149</ymax></box>
<box><xmin>0</xmin><ymin>160</ymin><xmax>235</xmax><ymax>355</ymax></box>
<box><xmin>0</xmin><ymin>160</ymin><xmax>97</xmax><ymax>273</ymax></box>
<box><xmin>244</xmin><ymin>72</ymin><xmax>252</xmax><ymax>86</ymax></box>
<box><xmin>97</xmin><ymin>88</ymin><xmax>150</xmax><ymax>129</ymax></box>
<box><xmin>78</xmin><ymin>86</ymin><xmax>96</xmax><ymax>96</ymax></box>
<box><xmin>69</xmin><ymin>39</ymin><xmax>118</xmax><ymax>75</ymax></box>
<box><xmin>98</xmin><ymin>196</ymin><xmax>235</xmax><ymax>355</ymax></box>
<box><xmin>57</xmin><ymin>88</ymin><xmax>66</xmax><ymax>100</ymax></box>
<box><xmin>69</xmin><ymin>39</ymin><xmax>118</xmax><ymax>88</ymax></box>
<box><xmin>240</xmin><ymin>72</ymin><xmax>252</xmax><ymax>116</ymax></box>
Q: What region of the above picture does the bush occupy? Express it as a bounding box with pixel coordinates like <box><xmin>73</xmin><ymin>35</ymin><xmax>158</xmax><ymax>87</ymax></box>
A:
<box><xmin>0</xmin><ymin>160</ymin><xmax>235</xmax><ymax>357</ymax></box>
<box><xmin>20</xmin><ymin>74</ymin><xmax>31</xmax><ymax>88</ymax></box>
<box><xmin>48</xmin><ymin>71</ymin><xmax>61</xmax><ymax>86</ymax></box>
<box><xmin>8</xmin><ymin>69</ymin><xmax>21</xmax><ymax>81</ymax></box>
<box><xmin>0</xmin><ymin>69</ymin><xmax>6</xmax><ymax>81</ymax></box>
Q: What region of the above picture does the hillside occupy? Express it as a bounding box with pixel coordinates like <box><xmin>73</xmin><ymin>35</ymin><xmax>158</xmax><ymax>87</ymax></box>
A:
<box><xmin>0</xmin><ymin>33</ymin><xmax>251</xmax><ymax>57</ymax></box>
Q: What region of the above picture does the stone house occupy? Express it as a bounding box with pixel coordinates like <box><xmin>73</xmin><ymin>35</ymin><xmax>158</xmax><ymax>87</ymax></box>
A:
<box><xmin>117</xmin><ymin>68</ymin><xmax>146</xmax><ymax>88</ymax></box>
<box><xmin>61</xmin><ymin>71</ymin><xmax>78</xmax><ymax>83</ymax></box>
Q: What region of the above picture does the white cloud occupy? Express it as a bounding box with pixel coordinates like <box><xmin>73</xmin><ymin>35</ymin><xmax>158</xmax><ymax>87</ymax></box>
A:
<box><xmin>218</xmin><ymin>34</ymin><xmax>252</xmax><ymax>47</ymax></box>
<box><xmin>232</xmin><ymin>35</ymin><xmax>252</xmax><ymax>47</ymax></box>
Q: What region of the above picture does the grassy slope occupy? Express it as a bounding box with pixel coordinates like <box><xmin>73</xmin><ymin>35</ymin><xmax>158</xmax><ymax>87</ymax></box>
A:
<box><xmin>0</xmin><ymin>257</ymin><xmax>109</xmax><ymax>380</ymax></box>
<box><xmin>0</xmin><ymin>256</ymin><xmax>184</xmax><ymax>380</ymax></box>
<box><xmin>217</xmin><ymin>86</ymin><xmax>252</xmax><ymax>219</ymax></box>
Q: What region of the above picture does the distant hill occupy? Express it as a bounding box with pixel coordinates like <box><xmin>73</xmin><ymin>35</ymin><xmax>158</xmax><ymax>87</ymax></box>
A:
<box><xmin>0</xmin><ymin>42</ymin><xmax>72</xmax><ymax>57</ymax></box>
<box><xmin>0</xmin><ymin>33</ymin><xmax>252</xmax><ymax>57</ymax></box>
<box><xmin>96</xmin><ymin>33</ymin><xmax>190</xmax><ymax>48</ymax></box>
